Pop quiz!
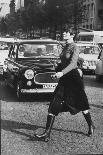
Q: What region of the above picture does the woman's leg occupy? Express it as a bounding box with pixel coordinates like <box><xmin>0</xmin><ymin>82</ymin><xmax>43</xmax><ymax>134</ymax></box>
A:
<box><xmin>35</xmin><ymin>83</ymin><xmax>64</xmax><ymax>142</ymax></box>
<box><xmin>82</xmin><ymin>110</ymin><xmax>95</xmax><ymax>137</ymax></box>
<box><xmin>35</xmin><ymin>113</ymin><xmax>55</xmax><ymax>142</ymax></box>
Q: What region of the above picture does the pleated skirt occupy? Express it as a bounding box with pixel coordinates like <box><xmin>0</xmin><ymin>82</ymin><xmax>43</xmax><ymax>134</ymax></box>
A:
<box><xmin>48</xmin><ymin>69</ymin><xmax>90</xmax><ymax>116</ymax></box>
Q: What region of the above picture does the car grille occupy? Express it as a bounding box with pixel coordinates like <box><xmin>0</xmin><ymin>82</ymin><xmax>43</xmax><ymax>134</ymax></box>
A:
<box><xmin>34</xmin><ymin>72</ymin><xmax>59</xmax><ymax>84</ymax></box>
<box><xmin>88</xmin><ymin>60</ymin><xmax>97</xmax><ymax>66</ymax></box>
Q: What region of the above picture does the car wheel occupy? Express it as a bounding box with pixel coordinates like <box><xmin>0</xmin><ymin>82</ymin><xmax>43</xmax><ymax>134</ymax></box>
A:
<box><xmin>16</xmin><ymin>81</ymin><xmax>23</xmax><ymax>101</ymax></box>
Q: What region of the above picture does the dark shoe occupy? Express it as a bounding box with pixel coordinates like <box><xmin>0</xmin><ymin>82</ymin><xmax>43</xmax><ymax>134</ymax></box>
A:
<box><xmin>88</xmin><ymin>124</ymin><xmax>95</xmax><ymax>137</ymax></box>
<box><xmin>82</xmin><ymin>112</ymin><xmax>95</xmax><ymax>137</ymax></box>
<box><xmin>35</xmin><ymin>132</ymin><xmax>50</xmax><ymax>142</ymax></box>
<box><xmin>35</xmin><ymin>114</ymin><xmax>55</xmax><ymax>142</ymax></box>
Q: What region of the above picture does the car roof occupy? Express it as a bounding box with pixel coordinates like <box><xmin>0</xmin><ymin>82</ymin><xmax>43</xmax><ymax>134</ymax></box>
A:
<box><xmin>14</xmin><ymin>39</ymin><xmax>60</xmax><ymax>44</ymax></box>
<box><xmin>76</xmin><ymin>42</ymin><xmax>99</xmax><ymax>47</ymax></box>
<box><xmin>0</xmin><ymin>38</ymin><xmax>60</xmax><ymax>44</ymax></box>
<box><xmin>0</xmin><ymin>37</ymin><xmax>20</xmax><ymax>43</ymax></box>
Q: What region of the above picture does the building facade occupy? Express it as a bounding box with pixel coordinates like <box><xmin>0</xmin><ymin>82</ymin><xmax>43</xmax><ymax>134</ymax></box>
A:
<box><xmin>15</xmin><ymin>0</ymin><xmax>24</xmax><ymax>11</ymax></box>
<box><xmin>24</xmin><ymin>0</ymin><xmax>40</xmax><ymax>9</ymax></box>
<box><xmin>9</xmin><ymin>0</ymin><xmax>103</xmax><ymax>31</ymax></box>
<box><xmin>82</xmin><ymin>0</ymin><xmax>103</xmax><ymax>30</ymax></box>
<box><xmin>0</xmin><ymin>0</ymin><xmax>10</xmax><ymax>17</ymax></box>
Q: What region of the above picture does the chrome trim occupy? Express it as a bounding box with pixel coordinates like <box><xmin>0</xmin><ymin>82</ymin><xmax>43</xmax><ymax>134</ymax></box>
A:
<box><xmin>21</xmin><ymin>88</ymin><xmax>56</xmax><ymax>93</ymax></box>
<box><xmin>34</xmin><ymin>81</ymin><xmax>58</xmax><ymax>85</ymax></box>
<box><xmin>34</xmin><ymin>72</ymin><xmax>57</xmax><ymax>85</ymax></box>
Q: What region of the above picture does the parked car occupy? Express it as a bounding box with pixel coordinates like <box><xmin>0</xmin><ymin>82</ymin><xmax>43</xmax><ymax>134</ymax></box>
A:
<box><xmin>0</xmin><ymin>37</ymin><xmax>20</xmax><ymax>75</ymax></box>
<box><xmin>0</xmin><ymin>42</ymin><xmax>9</xmax><ymax>75</ymax></box>
<box><xmin>4</xmin><ymin>39</ymin><xmax>62</xmax><ymax>100</ymax></box>
<box><xmin>95</xmin><ymin>47</ymin><xmax>103</xmax><ymax>82</ymax></box>
<box><xmin>76</xmin><ymin>42</ymin><xmax>100</xmax><ymax>74</ymax></box>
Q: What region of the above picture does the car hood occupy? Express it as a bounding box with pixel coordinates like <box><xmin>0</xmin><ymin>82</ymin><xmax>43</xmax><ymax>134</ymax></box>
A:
<box><xmin>79</xmin><ymin>54</ymin><xmax>98</xmax><ymax>61</ymax></box>
<box><xmin>17</xmin><ymin>57</ymin><xmax>59</xmax><ymax>71</ymax></box>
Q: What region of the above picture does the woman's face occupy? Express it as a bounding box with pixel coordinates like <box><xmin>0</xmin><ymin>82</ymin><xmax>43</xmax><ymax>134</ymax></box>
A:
<box><xmin>66</xmin><ymin>36</ymin><xmax>74</xmax><ymax>43</ymax></box>
<box><xmin>63</xmin><ymin>32</ymin><xmax>74</xmax><ymax>43</ymax></box>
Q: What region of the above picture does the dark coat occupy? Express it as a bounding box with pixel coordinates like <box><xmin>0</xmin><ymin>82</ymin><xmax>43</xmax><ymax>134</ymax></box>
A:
<box><xmin>48</xmin><ymin>43</ymin><xmax>90</xmax><ymax>116</ymax></box>
<box><xmin>48</xmin><ymin>69</ymin><xmax>90</xmax><ymax>116</ymax></box>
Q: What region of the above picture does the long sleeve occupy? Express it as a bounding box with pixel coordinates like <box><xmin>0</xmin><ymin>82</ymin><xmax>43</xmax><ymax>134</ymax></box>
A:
<box><xmin>62</xmin><ymin>44</ymin><xmax>79</xmax><ymax>75</ymax></box>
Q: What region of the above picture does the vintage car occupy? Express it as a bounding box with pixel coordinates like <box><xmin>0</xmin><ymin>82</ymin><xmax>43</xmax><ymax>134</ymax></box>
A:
<box><xmin>76</xmin><ymin>42</ymin><xmax>100</xmax><ymax>74</ymax></box>
<box><xmin>0</xmin><ymin>37</ymin><xmax>19</xmax><ymax>75</ymax></box>
<box><xmin>4</xmin><ymin>39</ymin><xmax>62</xmax><ymax>99</ymax></box>
<box><xmin>0</xmin><ymin>41</ymin><xmax>9</xmax><ymax>75</ymax></box>
<box><xmin>95</xmin><ymin>47</ymin><xmax>103</xmax><ymax>82</ymax></box>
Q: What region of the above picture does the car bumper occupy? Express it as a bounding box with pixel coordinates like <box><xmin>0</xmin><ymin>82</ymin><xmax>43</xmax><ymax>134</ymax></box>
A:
<box><xmin>20</xmin><ymin>88</ymin><xmax>56</xmax><ymax>93</ymax></box>
<box><xmin>82</xmin><ymin>66</ymin><xmax>96</xmax><ymax>72</ymax></box>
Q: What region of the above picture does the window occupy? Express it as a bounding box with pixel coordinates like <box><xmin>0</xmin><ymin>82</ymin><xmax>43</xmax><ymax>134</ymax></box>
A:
<box><xmin>79</xmin><ymin>46</ymin><xmax>100</xmax><ymax>55</ymax></box>
<box><xmin>86</xmin><ymin>25</ymin><xmax>89</xmax><ymax>29</ymax></box>
<box><xmin>90</xmin><ymin>24</ymin><xmax>92</xmax><ymax>29</ymax></box>
<box><xmin>91</xmin><ymin>3</ymin><xmax>94</xmax><ymax>17</ymax></box>
<box><xmin>78</xmin><ymin>35</ymin><xmax>93</xmax><ymax>41</ymax></box>
<box><xmin>11</xmin><ymin>45</ymin><xmax>17</xmax><ymax>59</ymax></box>
<box><xmin>18</xmin><ymin>43</ymin><xmax>62</xmax><ymax>58</ymax></box>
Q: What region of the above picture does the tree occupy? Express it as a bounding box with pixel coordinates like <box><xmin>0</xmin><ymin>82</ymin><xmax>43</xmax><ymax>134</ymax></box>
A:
<box><xmin>3</xmin><ymin>12</ymin><xmax>20</xmax><ymax>36</ymax></box>
<box><xmin>44</xmin><ymin>0</ymin><xmax>87</xmax><ymax>39</ymax></box>
<box><xmin>68</xmin><ymin>0</ymin><xmax>87</xmax><ymax>34</ymax></box>
<box><xmin>19</xmin><ymin>0</ymin><xmax>47</xmax><ymax>38</ymax></box>
<box><xmin>0</xmin><ymin>0</ymin><xmax>87</xmax><ymax>39</ymax></box>
<box><xmin>0</xmin><ymin>17</ymin><xmax>7</xmax><ymax>35</ymax></box>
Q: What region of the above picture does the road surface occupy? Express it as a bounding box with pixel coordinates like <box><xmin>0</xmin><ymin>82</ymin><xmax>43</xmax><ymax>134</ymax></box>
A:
<box><xmin>1</xmin><ymin>75</ymin><xmax>103</xmax><ymax>155</ymax></box>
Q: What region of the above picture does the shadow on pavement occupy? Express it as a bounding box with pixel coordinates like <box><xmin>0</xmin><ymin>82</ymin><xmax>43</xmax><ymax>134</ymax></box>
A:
<box><xmin>0</xmin><ymin>79</ymin><xmax>53</xmax><ymax>102</ymax></box>
<box><xmin>91</xmin><ymin>103</ymin><xmax>103</xmax><ymax>109</ymax></box>
<box><xmin>1</xmin><ymin>119</ymin><xmax>87</xmax><ymax>142</ymax></box>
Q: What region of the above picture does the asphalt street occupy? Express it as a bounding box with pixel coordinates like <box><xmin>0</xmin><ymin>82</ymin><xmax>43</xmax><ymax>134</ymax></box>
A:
<box><xmin>1</xmin><ymin>75</ymin><xmax>103</xmax><ymax>155</ymax></box>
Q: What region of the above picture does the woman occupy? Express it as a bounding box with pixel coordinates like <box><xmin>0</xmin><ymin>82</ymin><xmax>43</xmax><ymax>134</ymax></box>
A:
<box><xmin>35</xmin><ymin>32</ymin><xmax>95</xmax><ymax>142</ymax></box>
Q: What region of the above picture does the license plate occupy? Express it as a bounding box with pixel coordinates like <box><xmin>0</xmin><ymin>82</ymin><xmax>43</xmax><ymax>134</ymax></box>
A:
<box><xmin>43</xmin><ymin>84</ymin><xmax>57</xmax><ymax>89</ymax></box>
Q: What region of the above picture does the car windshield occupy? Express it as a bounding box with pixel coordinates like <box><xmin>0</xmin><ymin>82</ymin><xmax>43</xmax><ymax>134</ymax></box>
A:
<box><xmin>18</xmin><ymin>43</ymin><xmax>62</xmax><ymax>58</ymax></box>
<box><xmin>78</xmin><ymin>46</ymin><xmax>100</xmax><ymax>55</ymax></box>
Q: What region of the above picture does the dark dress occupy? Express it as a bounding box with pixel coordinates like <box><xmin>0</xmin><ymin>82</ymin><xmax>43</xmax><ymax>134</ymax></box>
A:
<box><xmin>48</xmin><ymin>42</ymin><xmax>90</xmax><ymax>116</ymax></box>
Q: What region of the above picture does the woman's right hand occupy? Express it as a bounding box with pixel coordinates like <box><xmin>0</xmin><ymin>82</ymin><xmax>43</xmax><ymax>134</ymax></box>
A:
<box><xmin>51</xmin><ymin>72</ymin><xmax>63</xmax><ymax>79</ymax></box>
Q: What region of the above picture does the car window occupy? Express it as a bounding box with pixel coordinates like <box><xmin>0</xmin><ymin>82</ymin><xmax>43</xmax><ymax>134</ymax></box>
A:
<box><xmin>8</xmin><ymin>44</ymin><xmax>16</xmax><ymax>59</ymax></box>
<box><xmin>12</xmin><ymin>45</ymin><xmax>17</xmax><ymax>58</ymax></box>
<box><xmin>18</xmin><ymin>43</ymin><xmax>62</xmax><ymax>58</ymax></box>
<box><xmin>78</xmin><ymin>46</ymin><xmax>100</xmax><ymax>55</ymax></box>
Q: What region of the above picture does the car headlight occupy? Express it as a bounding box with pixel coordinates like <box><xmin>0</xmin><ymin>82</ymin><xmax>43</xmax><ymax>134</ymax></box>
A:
<box><xmin>24</xmin><ymin>69</ymin><xmax>34</xmax><ymax>79</ymax></box>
